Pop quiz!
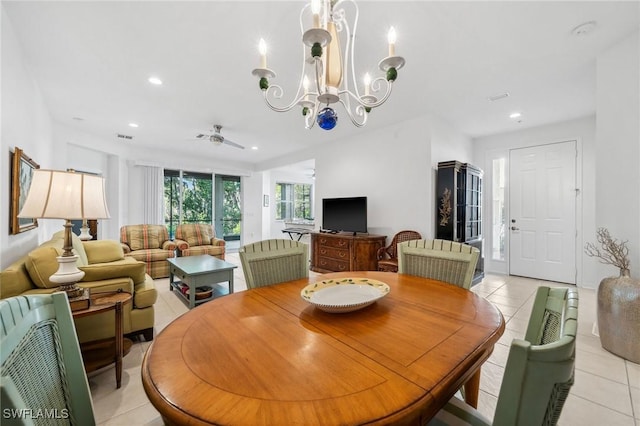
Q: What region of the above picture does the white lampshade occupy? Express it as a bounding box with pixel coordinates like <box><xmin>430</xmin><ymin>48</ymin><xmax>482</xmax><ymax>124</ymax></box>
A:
<box><xmin>18</xmin><ymin>169</ymin><xmax>110</xmax><ymax>220</ymax></box>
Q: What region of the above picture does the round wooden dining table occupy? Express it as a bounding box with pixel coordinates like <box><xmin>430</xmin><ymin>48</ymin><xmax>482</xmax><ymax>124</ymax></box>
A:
<box><xmin>142</xmin><ymin>271</ymin><xmax>504</xmax><ymax>425</ymax></box>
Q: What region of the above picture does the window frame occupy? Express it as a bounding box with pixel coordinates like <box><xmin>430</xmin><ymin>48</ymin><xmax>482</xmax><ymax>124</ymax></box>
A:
<box><xmin>275</xmin><ymin>182</ymin><xmax>313</xmax><ymax>221</ymax></box>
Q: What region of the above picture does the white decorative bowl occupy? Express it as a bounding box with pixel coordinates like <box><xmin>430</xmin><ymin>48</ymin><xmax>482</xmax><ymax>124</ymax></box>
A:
<box><xmin>300</xmin><ymin>278</ymin><xmax>390</xmax><ymax>313</ymax></box>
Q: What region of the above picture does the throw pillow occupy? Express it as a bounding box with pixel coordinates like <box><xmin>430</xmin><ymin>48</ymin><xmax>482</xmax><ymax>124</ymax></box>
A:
<box><xmin>182</xmin><ymin>225</ymin><xmax>211</xmax><ymax>247</ymax></box>
<box><xmin>84</xmin><ymin>240</ymin><xmax>125</xmax><ymax>264</ymax></box>
<box><xmin>25</xmin><ymin>246</ymin><xmax>63</xmax><ymax>289</ymax></box>
<box><xmin>127</xmin><ymin>227</ymin><xmax>161</xmax><ymax>251</ymax></box>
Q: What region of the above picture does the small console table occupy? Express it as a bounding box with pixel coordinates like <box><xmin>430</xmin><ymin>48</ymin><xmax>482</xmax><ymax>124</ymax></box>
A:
<box><xmin>72</xmin><ymin>291</ymin><xmax>132</xmax><ymax>389</ymax></box>
<box><xmin>281</xmin><ymin>227</ymin><xmax>312</xmax><ymax>241</ymax></box>
<box><xmin>310</xmin><ymin>232</ymin><xmax>386</xmax><ymax>273</ymax></box>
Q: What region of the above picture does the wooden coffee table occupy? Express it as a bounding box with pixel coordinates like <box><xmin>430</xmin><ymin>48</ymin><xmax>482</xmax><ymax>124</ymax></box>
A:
<box><xmin>72</xmin><ymin>290</ymin><xmax>132</xmax><ymax>389</ymax></box>
<box><xmin>168</xmin><ymin>255</ymin><xmax>237</xmax><ymax>309</ymax></box>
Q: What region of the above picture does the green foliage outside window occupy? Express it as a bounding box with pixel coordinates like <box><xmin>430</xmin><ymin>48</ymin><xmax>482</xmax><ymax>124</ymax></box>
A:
<box><xmin>164</xmin><ymin>171</ymin><xmax>242</xmax><ymax>240</ymax></box>
<box><xmin>164</xmin><ymin>170</ymin><xmax>213</xmax><ymax>239</ymax></box>
<box><xmin>222</xmin><ymin>177</ymin><xmax>241</xmax><ymax>237</ymax></box>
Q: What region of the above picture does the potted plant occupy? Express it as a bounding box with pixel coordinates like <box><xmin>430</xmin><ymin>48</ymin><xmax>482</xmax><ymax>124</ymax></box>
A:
<box><xmin>585</xmin><ymin>228</ymin><xmax>639</xmax><ymax>363</ymax></box>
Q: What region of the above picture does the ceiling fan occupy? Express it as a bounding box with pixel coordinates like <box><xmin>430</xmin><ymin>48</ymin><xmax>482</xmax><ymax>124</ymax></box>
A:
<box><xmin>196</xmin><ymin>124</ymin><xmax>244</xmax><ymax>149</ymax></box>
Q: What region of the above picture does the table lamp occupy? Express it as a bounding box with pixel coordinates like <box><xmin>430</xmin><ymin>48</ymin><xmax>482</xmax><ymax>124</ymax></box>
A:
<box><xmin>18</xmin><ymin>169</ymin><xmax>111</xmax><ymax>298</ymax></box>
<box><xmin>78</xmin><ymin>219</ymin><xmax>93</xmax><ymax>241</ymax></box>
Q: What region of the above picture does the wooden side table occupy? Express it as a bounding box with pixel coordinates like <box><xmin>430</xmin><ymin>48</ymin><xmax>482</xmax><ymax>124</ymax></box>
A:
<box><xmin>72</xmin><ymin>290</ymin><xmax>133</xmax><ymax>388</ymax></box>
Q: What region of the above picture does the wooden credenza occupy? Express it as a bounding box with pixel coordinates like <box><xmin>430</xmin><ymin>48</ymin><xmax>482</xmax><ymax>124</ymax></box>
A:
<box><xmin>310</xmin><ymin>232</ymin><xmax>386</xmax><ymax>273</ymax></box>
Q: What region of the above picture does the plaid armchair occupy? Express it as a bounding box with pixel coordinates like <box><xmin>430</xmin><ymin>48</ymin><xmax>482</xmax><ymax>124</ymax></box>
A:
<box><xmin>120</xmin><ymin>225</ymin><xmax>176</xmax><ymax>278</ymax></box>
<box><xmin>174</xmin><ymin>224</ymin><xmax>225</xmax><ymax>259</ymax></box>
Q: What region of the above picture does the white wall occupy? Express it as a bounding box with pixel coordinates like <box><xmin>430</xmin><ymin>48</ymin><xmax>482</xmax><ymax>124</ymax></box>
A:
<box><xmin>54</xmin><ymin>122</ymin><xmax>132</xmax><ymax>240</ymax></box>
<box><xmin>1</xmin><ymin>8</ymin><xmax>56</xmax><ymax>268</ymax></box>
<box><xmin>595</xmin><ymin>31</ymin><xmax>640</xmax><ymax>281</ymax></box>
<box><xmin>261</xmin><ymin>170</ymin><xmax>271</xmax><ymax>240</ymax></box>
<box><xmin>473</xmin><ymin>116</ymin><xmax>596</xmax><ymax>285</ymax></box>
<box><xmin>241</xmin><ymin>171</ymin><xmax>264</xmax><ymax>245</ymax></box>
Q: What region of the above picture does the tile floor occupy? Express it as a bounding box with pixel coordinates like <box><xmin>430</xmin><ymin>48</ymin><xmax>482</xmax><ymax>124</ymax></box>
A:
<box><xmin>90</xmin><ymin>253</ymin><xmax>639</xmax><ymax>425</ymax></box>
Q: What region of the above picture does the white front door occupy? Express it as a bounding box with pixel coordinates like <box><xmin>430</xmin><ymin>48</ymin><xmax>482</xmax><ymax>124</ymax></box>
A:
<box><xmin>509</xmin><ymin>141</ymin><xmax>577</xmax><ymax>284</ymax></box>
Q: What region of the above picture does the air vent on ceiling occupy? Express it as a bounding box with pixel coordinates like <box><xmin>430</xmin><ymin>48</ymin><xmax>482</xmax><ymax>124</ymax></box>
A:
<box><xmin>571</xmin><ymin>21</ymin><xmax>597</xmax><ymax>37</ymax></box>
<box><xmin>488</xmin><ymin>92</ymin><xmax>510</xmax><ymax>102</ymax></box>
<box><xmin>116</xmin><ymin>133</ymin><xmax>133</xmax><ymax>140</ymax></box>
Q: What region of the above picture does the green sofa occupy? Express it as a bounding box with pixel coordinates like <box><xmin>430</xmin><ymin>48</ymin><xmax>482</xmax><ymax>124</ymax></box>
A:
<box><xmin>0</xmin><ymin>231</ymin><xmax>157</xmax><ymax>343</ymax></box>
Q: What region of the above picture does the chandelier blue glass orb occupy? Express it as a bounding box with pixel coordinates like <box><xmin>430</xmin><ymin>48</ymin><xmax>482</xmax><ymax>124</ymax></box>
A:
<box><xmin>317</xmin><ymin>107</ymin><xmax>338</xmax><ymax>130</ymax></box>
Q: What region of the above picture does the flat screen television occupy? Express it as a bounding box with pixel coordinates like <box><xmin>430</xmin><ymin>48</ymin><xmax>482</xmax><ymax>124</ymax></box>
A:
<box><xmin>322</xmin><ymin>196</ymin><xmax>367</xmax><ymax>233</ymax></box>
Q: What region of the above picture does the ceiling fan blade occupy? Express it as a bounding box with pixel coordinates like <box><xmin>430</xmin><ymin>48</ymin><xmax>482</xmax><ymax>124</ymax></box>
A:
<box><xmin>223</xmin><ymin>139</ymin><xmax>245</xmax><ymax>149</ymax></box>
<box><xmin>195</xmin><ymin>134</ymin><xmax>208</xmax><ymax>139</ymax></box>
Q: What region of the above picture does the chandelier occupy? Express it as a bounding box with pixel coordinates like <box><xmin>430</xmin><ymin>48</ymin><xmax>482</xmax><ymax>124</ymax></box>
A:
<box><xmin>251</xmin><ymin>0</ymin><xmax>405</xmax><ymax>131</ymax></box>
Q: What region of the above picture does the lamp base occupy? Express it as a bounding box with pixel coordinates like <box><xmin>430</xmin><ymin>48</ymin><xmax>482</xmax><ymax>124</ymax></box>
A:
<box><xmin>78</xmin><ymin>225</ymin><xmax>92</xmax><ymax>241</ymax></box>
<box><xmin>49</xmin><ymin>254</ymin><xmax>86</xmax><ymax>299</ymax></box>
<box><xmin>59</xmin><ymin>283</ymin><xmax>85</xmax><ymax>299</ymax></box>
<box><xmin>67</xmin><ymin>287</ymin><xmax>91</xmax><ymax>311</ymax></box>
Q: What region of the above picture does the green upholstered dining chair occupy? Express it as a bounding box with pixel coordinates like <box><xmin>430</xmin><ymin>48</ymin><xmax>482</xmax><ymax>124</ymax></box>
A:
<box><xmin>429</xmin><ymin>286</ymin><xmax>579</xmax><ymax>426</ymax></box>
<box><xmin>397</xmin><ymin>239</ymin><xmax>480</xmax><ymax>289</ymax></box>
<box><xmin>1</xmin><ymin>292</ymin><xmax>96</xmax><ymax>425</ymax></box>
<box><xmin>239</xmin><ymin>239</ymin><xmax>309</xmax><ymax>290</ymax></box>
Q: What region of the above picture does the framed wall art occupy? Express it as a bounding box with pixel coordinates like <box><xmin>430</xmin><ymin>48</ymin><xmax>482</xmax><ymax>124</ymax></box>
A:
<box><xmin>10</xmin><ymin>147</ymin><xmax>40</xmax><ymax>234</ymax></box>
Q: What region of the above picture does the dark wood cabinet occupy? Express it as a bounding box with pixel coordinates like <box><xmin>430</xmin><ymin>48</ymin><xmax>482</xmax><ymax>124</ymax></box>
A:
<box><xmin>436</xmin><ymin>161</ymin><xmax>484</xmax><ymax>284</ymax></box>
<box><xmin>310</xmin><ymin>233</ymin><xmax>386</xmax><ymax>273</ymax></box>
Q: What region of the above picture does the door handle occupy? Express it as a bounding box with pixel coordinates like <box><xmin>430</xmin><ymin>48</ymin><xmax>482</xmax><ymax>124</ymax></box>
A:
<box><xmin>511</xmin><ymin>226</ymin><xmax>520</xmax><ymax>231</ymax></box>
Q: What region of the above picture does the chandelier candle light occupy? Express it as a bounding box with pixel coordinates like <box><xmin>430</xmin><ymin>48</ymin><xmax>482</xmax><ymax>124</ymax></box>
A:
<box><xmin>251</xmin><ymin>0</ymin><xmax>405</xmax><ymax>130</ymax></box>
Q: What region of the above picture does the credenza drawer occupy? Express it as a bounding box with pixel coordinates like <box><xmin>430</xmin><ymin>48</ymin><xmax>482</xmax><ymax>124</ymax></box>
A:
<box><xmin>317</xmin><ymin>237</ymin><xmax>350</xmax><ymax>249</ymax></box>
<box><xmin>318</xmin><ymin>257</ymin><xmax>349</xmax><ymax>272</ymax></box>
<box><xmin>318</xmin><ymin>246</ymin><xmax>349</xmax><ymax>261</ymax></box>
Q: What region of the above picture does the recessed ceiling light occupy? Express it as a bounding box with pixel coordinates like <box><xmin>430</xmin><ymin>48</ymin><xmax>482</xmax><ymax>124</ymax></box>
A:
<box><xmin>128</xmin><ymin>122</ymin><xmax>139</xmax><ymax>128</ymax></box>
<box><xmin>251</xmin><ymin>146</ymin><xmax>259</xmax><ymax>150</ymax></box>
<box><xmin>509</xmin><ymin>112</ymin><xmax>522</xmax><ymax>119</ymax></box>
<box><xmin>148</xmin><ymin>76</ymin><xmax>163</xmax><ymax>85</ymax></box>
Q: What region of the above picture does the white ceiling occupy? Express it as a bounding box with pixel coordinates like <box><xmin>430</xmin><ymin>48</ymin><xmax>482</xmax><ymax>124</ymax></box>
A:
<box><xmin>3</xmin><ymin>1</ymin><xmax>639</xmax><ymax>166</ymax></box>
